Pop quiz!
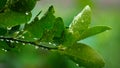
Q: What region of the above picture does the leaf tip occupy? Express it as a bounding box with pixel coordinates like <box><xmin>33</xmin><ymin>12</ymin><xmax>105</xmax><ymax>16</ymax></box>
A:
<box><xmin>85</xmin><ymin>5</ymin><xmax>91</xmax><ymax>10</ymax></box>
<box><xmin>48</xmin><ymin>5</ymin><xmax>55</xmax><ymax>13</ymax></box>
<box><xmin>101</xmin><ymin>26</ymin><xmax>112</xmax><ymax>31</ymax></box>
<box><xmin>107</xmin><ymin>26</ymin><xmax>112</xmax><ymax>30</ymax></box>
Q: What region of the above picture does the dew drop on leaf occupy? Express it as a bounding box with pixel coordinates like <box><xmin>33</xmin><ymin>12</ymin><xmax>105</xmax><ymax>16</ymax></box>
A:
<box><xmin>4</xmin><ymin>50</ymin><xmax>7</xmax><ymax>52</ymax></box>
<box><xmin>35</xmin><ymin>46</ymin><xmax>39</xmax><ymax>49</ymax></box>
<box><xmin>15</xmin><ymin>41</ymin><xmax>19</xmax><ymax>43</ymax></box>
<box><xmin>0</xmin><ymin>39</ymin><xmax>4</xmax><ymax>41</ymax></box>
<box><xmin>6</xmin><ymin>40</ymin><xmax>9</xmax><ymax>42</ymax></box>
<box><xmin>15</xmin><ymin>31</ymin><xmax>20</xmax><ymax>34</ymax></box>
<box><xmin>76</xmin><ymin>64</ymin><xmax>79</xmax><ymax>67</ymax></box>
<box><xmin>10</xmin><ymin>40</ymin><xmax>14</xmax><ymax>43</ymax></box>
<box><xmin>25</xmin><ymin>12</ymin><xmax>29</xmax><ymax>15</ymax></box>
<box><xmin>49</xmin><ymin>42</ymin><xmax>52</xmax><ymax>44</ymax></box>
<box><xmin>22</xmin><ymin>43</ymin><xmax>25</xmax><ymax>45</ymax></box>
<box><xmin>33</xmin><ymin>38</ymin><xmax>38</xmax><ymax>40</ymax></box>
<box><xmin>53</xmin><ymin>43</ymin><xmax>56</xmax><ymax>46</ymax></box>
<box><xmin>21</xmin><ymin>36</ymin><xmax>25</xmax><ymax>39</ymax></box>
<box><xmin>2</xmin><ymin>48</ymin><xmax>7</xmax><ymax>52</ymax></box>
<box><xmin>7</xmin><ymin>27</ymin><xmax>12</xmax><ymax>30</ymax></box>
<box><xmin>2</xmin><ymin>48</ymin><xmax>4</xmax><ymax>51</ymax></box>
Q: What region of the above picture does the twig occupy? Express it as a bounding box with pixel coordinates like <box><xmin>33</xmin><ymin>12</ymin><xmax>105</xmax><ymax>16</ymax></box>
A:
<box><xmin>0</xmin><ymin>36</ymin><xmax>58</xmax><ymax>50</ymax></box>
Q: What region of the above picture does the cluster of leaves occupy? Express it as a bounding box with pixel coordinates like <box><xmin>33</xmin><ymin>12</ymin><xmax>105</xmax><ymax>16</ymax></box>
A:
<box><xmin>0</xmin><ymin>0</ymin><xmax>111</xmax><ymax>68</ymax></box>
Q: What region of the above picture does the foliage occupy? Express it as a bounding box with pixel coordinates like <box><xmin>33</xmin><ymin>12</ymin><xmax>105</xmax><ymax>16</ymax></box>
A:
<box><xmin>0</xmin><ymin>0</ymin><xmax>111</xmax><ymax>68</ymax></box>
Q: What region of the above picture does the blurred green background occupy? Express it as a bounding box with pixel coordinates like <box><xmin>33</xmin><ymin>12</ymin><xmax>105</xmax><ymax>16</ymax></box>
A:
<box><xmin>0</xmin><ymin>0</ymin><xmax>120</xmax><ymax>68</ymax></box>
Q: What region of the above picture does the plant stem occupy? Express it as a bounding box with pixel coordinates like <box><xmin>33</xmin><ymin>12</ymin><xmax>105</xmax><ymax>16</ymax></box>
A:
<box><xmin>0</xmin><ymin>36</ymin><xmax>58</xmax><ymax>50</ymax></box>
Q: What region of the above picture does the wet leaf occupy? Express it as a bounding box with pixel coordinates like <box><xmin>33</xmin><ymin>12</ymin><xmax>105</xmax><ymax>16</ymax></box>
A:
<box><xmin>41</xmin><ymin>17</ymin><xmax>64</xmax><ymax>42</ymax></box>
<box><xmin>61</xmin><ymin>43</ymin><xmax>105</xmax><ymax>68</ymax></box>
<box><xmin>69</xmin><ymin>5</ymin><xmax>91</xmax><ymax>34</ymax></box>
<box><xmin>40</xmin><ymin>30</ymin><xmax>54</xmax><ymax>42</ymax></box>
<box><xmin>39</xmin><ymin>5</ymin><xmax>55</xmax><ymax>30</ymax></box>
<box><xmin>62</xmin><ymin>29</ymin><xmax>77</xmax><ymax>46</ymax></box>
<box><xmin>53</xmin><ymin>17</ymin><xmax>64</xmax><ymax>38</ymax></box>
<box><xmin>0</xmin><ymin>10</ymin><xmax>31</xmax><ymax>28</ymax></box>
<box><xmin>24</xmin><ymin>6</ymin><xmax>55</xmax><ymax>41</ymax></box>
<box><xmin>80</xmin><ymin>26</ymin><xmax>111</xmax><ymax>40</ymax></box>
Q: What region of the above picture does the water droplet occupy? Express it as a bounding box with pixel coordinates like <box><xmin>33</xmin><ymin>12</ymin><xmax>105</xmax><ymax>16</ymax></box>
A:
<box><xmin>2</xmin><ymin>48</ymin><xmax>4</xmax><ymax>51</ymax></box>
<box><xmin>33</xmin><ymin>38</ymin><xmax>38</xmax><ymax>40</ymax></box>
<box><xmin>21</xmin><ymin>36</ymin><xmax>25</xmax><ymax>39</ymax></box>
<box><xmin>76</xmin><ymin>64</ymin><xmax>79</xmax><ymax>67</ymax></box>
<box><xmin>15</xmin><ymin>31</ymin><xmax>20</xmax><ymax>34</ymax></box>
<box><xmin>0</xmin><ymin>39</ymin><xmax>4</xmax><ymax>41</ymax></box>
<box><xmin>6</xmin><ymin>40</ymin><xmax>9</xmax><ymax>42</ymax></box>
<box><xmin>22</xmin><ymin>43</ymin><xmax>25</xmax><ymax>45</ymax></box>
<box><xmin>35</xmin><ymin>46</ymin><xmax>39</xmax><ymax>49</ymax></box>
<box><xmin>49</xmin><ymin>42</ymin><xmax>52</xmax><ymax>45</ymax></box>
<box><xmin>2</xmin><ymin>49</ymin><xmax>7</xmax><ymax>52</ymax></box>
<box><xmin>28</xmin><ymin>43</ymin><xmax>31</xmax><ymax>45</ymax></box>
<box><xmin>61</xmin><ymin>47</ymin><xmax>66</xmax><ymax>51</ymax></box>
<box><xmin>53</xmin><ymin>43</ymin><xmax>56</xmax><ymax>46</ymax></box>
<box><xmin>25</xmin><ymin>12</ymin><xmax>29</xmax><ymax>15</ymax></box>
<box><xmin>4</xmin><ymin>50</ymin><xmax>7</xmax><ymax>52</ymax></box>
<box><xmin>7</xmin><ymin>27</ymin><xmax>12</xmax><ymax>30</ymax></box>
<box><xmin>15</xmin><ymin>41</ymin><xmax>19</xmax><ymax>43</ymax></box>
<box><xmin>10</xmin><ymin>40</ymin><xmax>14</xmax><ymax>43</ymax></box>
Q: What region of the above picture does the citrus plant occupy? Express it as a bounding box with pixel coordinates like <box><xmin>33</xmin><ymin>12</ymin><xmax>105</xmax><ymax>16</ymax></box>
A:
<box><xmin>0</xmin><ymin>0</ymin><xmax>111</xmax><ymax>68</ymax></box>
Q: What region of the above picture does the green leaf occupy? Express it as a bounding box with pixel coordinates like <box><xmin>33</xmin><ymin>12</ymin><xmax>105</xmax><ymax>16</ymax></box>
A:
<box><xmin>62</xmin><ymin>29</ymin><xmax>77</xmax><ymax>46</ymax></box>
<box><xmin>80</xmin><ymin>26</ymin><xmax>111</xmax><ymax>40</ymax></box>
<box><xmin>0</xmin><ymin>10</ymin><xmax>32</xmax><ymax>28</ymax></box>
<box><xmin>20</xmin><ymin>31</ymin><xmax>38</xmax><ymax>41</ymax></box>
<box><xmin>52</xmin><ymin>17</ymin><xmax>64</xmax><ymax>44</ymax></box>
<box><xmin>69</xmin><ymin>5</ymin><xmax>91</xmax><ymax>34</ymax></box>
<box><xmin>60</xmin><ymin>43</ymin><xmax>105</xmax><ymax>68</ymax></box>
<box><xmin>24</xmin><ymin>6</ymin><xmax>55</xmax><ymax>41</ymax></box>
<box><xmin>40</xmin><ymin>30</ymin><xmax>54</xmax><ymax>42</ymax></box>
<box><xmin>39</xmin><ymin>5</ymin><xmax>55</xmax><ymax>30</ymax></box>
<box><xmin>40</xmin><ymin>17</ymin><xmax>64</xmax><ymax>42</ymax></box>
<box><xmin>53</xmin><ymin>17</ymin><xmax>64</xmax><ymax>38</ymax></box>
<box><xmin>24</xmin><ymin>20</ymin><xmax>44</xmax><ymax>40</ymax></box>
